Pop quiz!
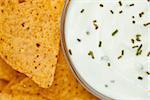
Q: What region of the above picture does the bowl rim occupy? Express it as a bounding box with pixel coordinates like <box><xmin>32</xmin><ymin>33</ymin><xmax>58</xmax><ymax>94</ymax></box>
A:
<box><xmin>60</xmin><ymin>0</ymin><xmax>113</xmax><ymax>100</ymax></box>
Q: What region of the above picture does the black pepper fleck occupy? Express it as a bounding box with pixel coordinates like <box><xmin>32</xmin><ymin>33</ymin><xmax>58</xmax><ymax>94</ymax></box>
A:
<box><xmin>36</xmin><ymin>43</ymin><xmax>40</xmax><ymax>48</ymax></box>
<box><xmin>132</xmin><ymin>16</ymin><xmax>135</xmax><ymax>18</ymax></box>
<box><xmin>132</xmin><ymin>20</ymin><xmax>136</xmax><ymax>24</ymax></box>
<box><xmin>137</xmin><ymin>76</ymin><xmax>143</xmax><ymax>80</ymax></box>
<box><xmin>99</xmin><ymin>4</ymin><xmax>104</xmax><ymax>7</ymax></box>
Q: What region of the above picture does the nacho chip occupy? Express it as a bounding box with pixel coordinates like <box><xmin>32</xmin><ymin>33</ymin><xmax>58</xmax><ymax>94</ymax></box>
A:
<box><xmin>2</xmin><ymin>73</ymin><xmax>26</xmax><ymax>94</ymax></box>
<box><xmin>0</xmin><ymin>0</ymin><xmax>63</xmax><ymax>88</ymax></box>
<box><xmin>0</xmin><ymin>93</ymin><xmax>46</xmax><ymax>100</ymax></box>
<box><xmin>0</xmin><ymin>79</ymin><xmax>8</xmax><ymax>92</ymax></box>
<box><xmin>10</xmin><ymin>49</ymin><xmax>98</xmax><ymax>100</ymax></box>
<box><xmin>0</xmin><ymin>58</ymin><xmax>17</xmax><ymax>81</ymax></box>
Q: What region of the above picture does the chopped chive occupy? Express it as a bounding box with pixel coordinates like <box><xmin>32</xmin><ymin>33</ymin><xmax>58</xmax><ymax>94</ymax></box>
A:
<box><xmin>119</xmin><ymin>10</ymin><xmax>123</xmax><ymax>14</ymax></box>
<box><xmin>104</xmin><ymin>84</ymin><xmax>108</xmax><ymax>88</ymax></box>
<box><xmin>68</xmin><ymin>49</ymin><xmax>72</xmax><ymax>55</ymax></box>
<box><xmin>131</xmin><ymin>39</ymin><xmax>135</xmax><ymax>44</ymax></box>
<box><xmin>132</xmin><ymin>45</ymin><xmax>138</xmax><ymax>48</ymax></box>
<box><xmin>94</xmin><ymin>24</ymin><xmax>99</xmax><ymax>30</ymax></box>
<box><xmin>136</xmin><ymin>34</ymin><xmax>141</xmax><ymax>37</ymax></box>
<box><xmin>136</xmin><ymin>34</ymin><xmax>141</xmax><ymax>41</ymax></box>
<box><xmin>121</xmin><ymin>50</ymin><xmax>124</xmax><ymax>55</ymax></box>
<box><xmin>93</xmin><ymin>20</ymin><xmax>99</xmax><ymax>30</ymax></box>
<box><xmin>77</xmin><ymin>38</ymin><xmax>81</xmax><ymax>42</ymax></box>
<box><xmin>139</xmin><ymin>12</ymin><xmax>144</xmax><ymax>17</ymax></box>
<box><xmin>88</xmin><ymin>51</ymin><xmax>95</xmax><ymax>59</ymax></box>
<box><xmin>136</xmin><ymin>44</ymin><xmax>142</xmax><ymax>56</ymax></box>
<box><xmin>143</xmin><ymin>22</ymin><xmax>150</xmax><ymax>27</ymax></box>
<box><xmin>147</xmin><ymin>52</ymin><xmax>150</xmax><ymax>57</ymax></box>
<box><xmin>86</xmin><ymin>31</ymin><xmax>90</xmax><ymax>35</ymax></box>
<box><xmin>112</xmin><ymin>29</ymin><xmax>118</xmax><ymax>36</ymax></box>
<box><xmin>137</xmin><ymin>76</ymin><xmax>143</xmax><ymax>80</ymax></box>
<box><xmin>98</xmin><ymin>41</ymin><xmax>102</xmax><ymax>47</ymax></box>
<box><xmin>118</xmin><ymin>1</ymin><xmax>122</xmax><ymax>6</ymax></box>
<box><xmin>129</xmin><ymin>4</ymin><xmax>134</xmax><ymax>6</ymax></box>
<box><xmin>110</xmin><ymin>10</ymin><xmax>114</xmax><ymax>14</ymax></box>
<box><xmin>118</xmin><ymin>55</ymin><xmax>122</xmax><ymax>59</ymax></box>
<box><xmin>137</xmin><ymin>44</ymin><xmax>142</xmax><ymax>51</ymax></box>
<box><xmin>146</xmin><ymin>72</ymin><xmax>150</xmax><ymax>75</ymax></box>
<box><xmin>118</xmin><ymin>50</ymin><xmax>124</xmax><ymax>59</ymax></box>
<box><xmin>136</xmin><ymin>50</ymin><xmax>142</xmax><ymax>56</ymax></box>
<box><xmin>110</xmin><ymin>80</ymin><xmax>115</xmax><ymax>83</ymax></box>
<box><xmin>99</xmin><ymin>4</ymin><xmax>104</xmax><ymax>7</ymax></box>
<box><xmin>80</xmin><ymin>9</ymin><xmax>85</xmax><ymax>13</ymax></box>
<box><xmin>107</xmin><ymin>63</ymin><xmax>111</xmax><ymax>67</ymax></box>
<box><xmin>93</xmin><ymin>20</ymin><xmax>97</xmax><ymax>23</ymax></box>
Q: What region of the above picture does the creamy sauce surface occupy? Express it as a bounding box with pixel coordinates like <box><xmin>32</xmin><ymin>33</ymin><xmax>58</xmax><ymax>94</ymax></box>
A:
<box><xmin>65</xmin><ymin>0</ymin><xmax>150</xmax><ymax>99</ymax></box>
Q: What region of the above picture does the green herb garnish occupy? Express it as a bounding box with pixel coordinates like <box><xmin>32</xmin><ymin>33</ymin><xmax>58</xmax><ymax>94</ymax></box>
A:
<box><xmin>98</xmin><ymin>41</ymin><xmax>102</xmax><ymax>47</ymax></box>
<box><xmin>132</xmin><ymin>45</ymin><xmax>138</xmax><ymax>48</ymax></box>
<box><xmin>136</xmin><ymin>34</ymin><xmax>141</xmax><ymax>41</ymax></box>
<box><xmin>80</xmin><ymin>9</ymin><xmax>84</xmax><ymax>13</ymax></box>
<box><xmin>93</xmin><ymin>20</ymin><xmax>99</xmax><ymax>30</ymax></box>
<box><xmin>119</xmin><ymin>10</ymin><xmax>123</xmax><ymax>14</ymax></box>
<box><xmin>147</xmin><ymin>52</ymin><xmax>150</xmax><ymax>57</ymax></box>
<box><xmin>129</xmin><ymin>4</ymin><xmax>134</xmax><ymax>6</ymax></box>
<box><xmin>118</xmin><ymin>1</ymin><xmax>122</xmax><ymax>6</ymax></box>
<box><xmin>88</xmin><ymin>51</ymin><xmax>95</xmax><ymax>59</ymax></box>
<box><xmin>86</xmin><ymin>31</ymin><xmax>90</xmax><ymax>35</ymax></box>
<box><xmin>136</xmin><ymin>44</ymin><xmax>143</xmax><ymax>56</ymax></box>
<box><xmin>131</xmin><ymin>39</ymin><xmax>135</xmax><ymax>44</ymax></box>
<box><xmin>112</xmin><ymin>29</ymin><xmax>118</xmax><ymax>36</ymax></box>
<box><xmin>143</xmin><ymin>22</ymin><xmax>150</xmax><ymax>27</ymax></box>
<box><xmin>110</xmin><ymin>10</ymin><xmax>114</xmax><ymax>14</ymax></box>
<box><xmin>146</xmin><ymin>71</ymin><xmax>150</xmax><ymax>75</ymax></box>
<box><xmin>107</xmin><ymin>63</ymin><xmax>111</xmax><ymax>67</ymax></box>
<box><xmin>118</xmin><ymin>50</ymin><xmax>124</xmax><ymax>59</ymax></box>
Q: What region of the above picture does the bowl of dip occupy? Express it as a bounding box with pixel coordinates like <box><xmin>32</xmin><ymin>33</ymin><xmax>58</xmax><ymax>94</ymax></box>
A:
<box><xmin>61</xmin><ymin>0</ymin><xmax>150</xmax><ymax>100</ymax></box>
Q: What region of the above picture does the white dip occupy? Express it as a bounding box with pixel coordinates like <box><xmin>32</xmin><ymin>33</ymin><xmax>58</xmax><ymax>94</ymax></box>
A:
<box><xmin>64</xmin><ymin>0</ymin><xmax>150</xmax><ymax>99</ymax></box>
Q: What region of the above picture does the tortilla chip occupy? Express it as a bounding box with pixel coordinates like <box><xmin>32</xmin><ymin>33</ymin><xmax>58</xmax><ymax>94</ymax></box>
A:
<box><xmin>0</xmin><ymin>93</ymin><xmax>46</xmax><ymax>100</ymax></box>
<box><xmin>2</xmin><ymin>72</ymin><xmax>26</xmax><ymax>94</ymax></box>
<box><xmin>0</xmin><ymin>0</ymin><xmax>63</xmax><ymax>88</ymax></box>
<box><xmin>10</xmin><ymin>49</ymin><xmax>98</xmax><ymax>100</ymax></box>
<box><xmin>0</xmin><ymin>79</ymin><xmax>8</xmax><ymax>92</ymax></box>
<box><xmin>0</xmin><ymin>58</ymin><xmax>17</xmax><ymax>81</ymax></box>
